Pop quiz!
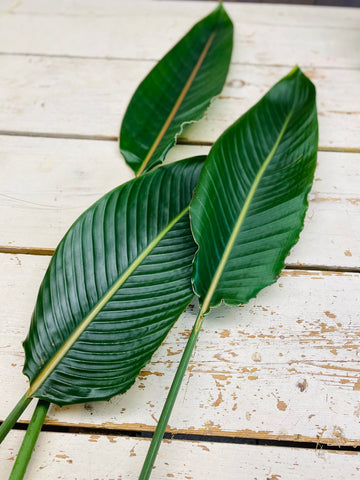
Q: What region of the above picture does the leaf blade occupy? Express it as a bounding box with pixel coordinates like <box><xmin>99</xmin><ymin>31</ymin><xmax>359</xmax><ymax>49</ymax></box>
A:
<box><xmin>120</xmin><ymin>4</ymin><xmax>233</xmax><ymax>175</ymax></box>
<box><xmin>23</xmin><ymin>157</ymin><xmax>205</xmax><ymax>405</ymax></box>
<box><xmin>190</xmin><ymin>67</ymin><xmax>318</xmax><ymax>312</ymax></box>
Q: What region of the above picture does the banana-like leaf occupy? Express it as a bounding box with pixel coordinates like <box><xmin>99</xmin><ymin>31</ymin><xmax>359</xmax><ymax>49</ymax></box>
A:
<box><xmin>120</xmin><ymin>4</ymin><xmax>233</xmax><ymax>176</ymax></box>
<box><xmin>23</xmin><ymin>157</ymin><xmax>205</xmax><ymax>406</ymax></box>
<box><xmin>191</xmin><ymin>67</ymin><xmax>318</xmax><ymax>312</ymax></box>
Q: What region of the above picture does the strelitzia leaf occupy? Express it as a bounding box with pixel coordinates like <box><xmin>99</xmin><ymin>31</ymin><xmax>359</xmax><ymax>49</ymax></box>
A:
<box><xmin>139</xmin><ymin>67</ymin><xmax>318</xmax><ymax>479</ymax></box>
<box><xmin>191</xmin><ymin>66</ymin><xmax>318</xmax><ymax>313</ymax></box>
<box><xmin>22</xmin><ymin>156</ymin><xmax>205</xmax><ymax>406</ymax></box>
<box><xmin>120</xmin><ymin>3</ymin><xmax>233</xmax><ymax>176</ymax></box>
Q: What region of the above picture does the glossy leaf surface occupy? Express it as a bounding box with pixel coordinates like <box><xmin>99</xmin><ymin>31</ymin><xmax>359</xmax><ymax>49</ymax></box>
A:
<box><xmin>120</xmin><ymin>4</ymin><xmax>233</xmax><ymax>176</ymax></box>
<box><xmin>191</xmin><ymin>67</ymin><xmax>318</xmax><ymax>312</ymax></box>
<box><xmin>23</xmin><ymin>157</ymin><xmax>205</xmax><ymax>405</ymax></box>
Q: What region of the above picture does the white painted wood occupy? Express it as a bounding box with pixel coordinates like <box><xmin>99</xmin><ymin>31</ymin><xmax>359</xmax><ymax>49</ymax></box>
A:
<box><xmin>3</xmin><ymin>431</ymin><xmax>360</xmax><ymax>480</ymax></box>
<box><xmin>4</xmin><ymin>0</ymin><xmax>359</xmax><ymax>28</ymax></box>
<box><xmin>2</xmin><ymin>431</ymin><xmax>360</xmax><ymax>480</ymax></box>
<box><xmin>4</xmin><ymin>0</ymin><xmax>359</xmax><ymax>29</ymax></box>
<box><xmin>0</xmin><ymin>2</ymin><xmax>359</xmax><ymax>69</ymax></box>
<box><xmin>0</xmin><ymin>1</ymin><xmax>359</xmax><ymax>474</ymax></box>
<box><xmin>0</xmin><ymin>56</ymin><xmax>359</xmax><ymax>149</ymax></box>
<box><xmin>1</xmin><ymin>253</ymin><xmax>359</xmax><ymax>445</ymax></box>
<box><xmin>0</xmin><ymin>137</ymin><xmax>359</xmax><ymax>268</ymax></box>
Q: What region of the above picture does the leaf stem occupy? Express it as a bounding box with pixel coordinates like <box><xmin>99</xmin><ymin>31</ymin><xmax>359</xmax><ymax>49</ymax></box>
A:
<box><xmin>138</xmin><ymin>311</ymin><xmax>205</xmax><ymax>480</ymax></box>
<box><xmin>0</xmin><ymin>392</ymin><xmax>32</xmax><ymax>444</ymax></box>
<box><xmin>9</xmin><ymin>399</ymin><xmax>50</xmax><ymax>480</ymax></box>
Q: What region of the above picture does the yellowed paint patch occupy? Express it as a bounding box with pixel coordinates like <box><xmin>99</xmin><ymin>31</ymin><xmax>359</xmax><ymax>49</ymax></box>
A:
<box><xmin>252</xmin><ymin>352</ymin><xmax>262</xmax><ymax>362</ymax></box>
<box><xmin>354</xmin><ymin>403</ymin><xmax>360</xmax><ymax>418</ymax></box>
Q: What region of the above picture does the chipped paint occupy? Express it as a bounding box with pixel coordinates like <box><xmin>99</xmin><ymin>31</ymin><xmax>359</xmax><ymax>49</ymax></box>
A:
<box><xmin>219</xmin><ymin>329</ymin><xmax>230</xmax><ymax>338</ymax></box>
<box><xmin>252</xmin><ymin>352</ymin><xmax>262</xmax><ymax>362</ymax></box>
<box><xmin>277</xmin><ymin>400</ymin><xmax>288</xmax><ymax>411</ymax></box>
<box><xmin>198</xmin><ymin>444</ymin><xmax>210</xmax><ymax>452</ymax></box>
<box><xmin>353</xmin><ymin>379</ymin><xmax>360</xmax><ymax>391</ymax></box>
<box><xmin>211</xmin><ymin>391</ymin><xmax>223</xmax><ymax>407</ymax></box>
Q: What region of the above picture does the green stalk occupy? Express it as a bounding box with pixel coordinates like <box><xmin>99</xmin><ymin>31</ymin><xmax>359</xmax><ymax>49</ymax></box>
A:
<box><xmin>0</xmin><ymin>392</ymin><xmax>32</xmax><ymax>444</ymax></box>
<box><xmin>138</xmin><ymin>311</ymin><xmax>205</xmax><ymax>480</ymax></box>
<box><xmin>9</xmin><ymin>399</ymin><xmax>50</xmax><ymax>480</ymax></box>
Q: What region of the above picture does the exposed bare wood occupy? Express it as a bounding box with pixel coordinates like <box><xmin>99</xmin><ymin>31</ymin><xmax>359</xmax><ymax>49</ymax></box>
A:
<box><xmin>2</xmin><ymin>431</ymin><xmax>360</xmax><ymax>480</ymax></box>
<box><xmin>1</xmin><ymin>253</ymin><xmax>359</xmax><ymax>446</ymax></box>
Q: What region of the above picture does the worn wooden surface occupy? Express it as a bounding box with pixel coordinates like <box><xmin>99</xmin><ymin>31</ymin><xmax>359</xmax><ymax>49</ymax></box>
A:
<box><xmin>1</xmin><ymin>0</ymin><xmax>359</xmax><ymax>478</ymax></box>
<box><xmin>2</xmin><ymin>431</ymin><xmax>360</xmax><ymax>480</ymax></box>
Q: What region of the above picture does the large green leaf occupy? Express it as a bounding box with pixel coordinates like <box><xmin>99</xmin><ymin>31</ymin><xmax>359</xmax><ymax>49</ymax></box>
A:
<box><xmin>191</xmin><ymin>67</ymin><xmax>318</xmax><ymax>312</ymax></box>
<box><xmin>23</xmin><ymin>157</ymin><xmax>205</xmax><ymax>406</ymax></box>
<box><xmin>120</xmin><ymin>4</ymin><xmax>233</xmax><ymax>176</ymax></box>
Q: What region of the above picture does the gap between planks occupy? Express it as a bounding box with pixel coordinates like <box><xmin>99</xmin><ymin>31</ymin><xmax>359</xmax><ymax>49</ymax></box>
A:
<box><xmin>0</xmin><ymin>130</ymin><xmax>359</xmax><ymax>154</ymax></box>
<box><xmin>0</xmin><ymin>51</ymin><xmax>359</xmax><ymax>72</ymax></box>
<box><xmin>0</xmin><ymin>246</ymin><xmax>359</xmax><ymax>275</ymax></box>
<box><xmin>7</xmin><ymin>421</ymin><xmax>360</xmax><ymax>452</ymax></box>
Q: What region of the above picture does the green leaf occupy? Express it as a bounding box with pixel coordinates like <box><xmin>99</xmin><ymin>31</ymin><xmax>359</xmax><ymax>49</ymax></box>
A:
<box><xmin>120</xmin><ymin>4</ymin><xmax>233</xmax><ymax>176</ymax></box>
<box><xmin>191</xmin><ymin>67</ymin><xmax>318</xmax><ymax>313</ymax></box>
<box><xmin>23</xmin><ymin>156</ymin><xmax>205</xmax><ymax>406</ymax></box>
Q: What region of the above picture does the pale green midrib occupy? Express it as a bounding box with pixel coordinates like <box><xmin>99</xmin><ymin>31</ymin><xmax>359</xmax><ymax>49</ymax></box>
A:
<box><xmin>197</xmin><ymin>110</ymin><xmax>293</xmax><ymax>323</ymax></box>
<box><xmin>27</xmin><ymin>206</ymin><xmax>189</xmax><ymax>398</ymax></box>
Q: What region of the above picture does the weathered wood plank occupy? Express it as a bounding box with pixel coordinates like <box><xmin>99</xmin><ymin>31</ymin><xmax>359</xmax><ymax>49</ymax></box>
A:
<box><xmin>1</xmin><ymin>253</ymin><xmax>359</xmax><ymax>445</ymax></box>
<box><xmin>0</xmin><ymin>137</ymin><xmax>359</xmax><ymax>268</ymax></box>
<box><xmin>2</xmin><ymin>430</ymin><xmax>360</xmax><ymax>480</ymax></box>
<box><xmin>0</xmin><ymin>56</ymin><xmax>359</xmax><ymax>149</ymax></box>
<box><xmin>5</xmin><ymin>0</ymin><xmax>359</xmax><ymax>28</ymax></box>
<box><xmin>0</xmin><ymin>1</ymin><xmax>359</xmax><ymax>69</ymax></box>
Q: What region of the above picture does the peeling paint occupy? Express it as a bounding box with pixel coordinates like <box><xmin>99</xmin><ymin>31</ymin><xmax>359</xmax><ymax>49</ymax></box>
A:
<box><xmin>277</xmin><ymin>400</ymin><xmax>288</xmax><ymax>411</ymax></box>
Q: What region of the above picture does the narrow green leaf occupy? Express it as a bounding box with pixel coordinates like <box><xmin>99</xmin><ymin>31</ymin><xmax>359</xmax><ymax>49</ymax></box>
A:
<box><xmin>191</xmin><ymin>67</ymin><xmax>318</xmax><ymax>314</ymax></box>
<box><xmin>120</xmin><ymin>4</ymin><xmax>233</xmax><ymax>176</ymax></box>
<box><xmin>22</xmin><ymin>157</ymin><xmax>205</xmax><ymax>405</ymax></box>
<box><xmin>137</xmin><ymin>68</ymin><xmax>318</xmax><ymax>479</ymax></box>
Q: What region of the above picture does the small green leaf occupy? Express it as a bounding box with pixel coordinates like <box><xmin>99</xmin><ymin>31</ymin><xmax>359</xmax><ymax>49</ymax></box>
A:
<box><xmin>23</xmin><ymin>157</ymin><xmax>205</xmax><ymax>406</ymax></box>
<box><xmin>191</xmin><ymin>67</ymin><xmax>318</xmax><ymax>313</ymax></box>
<box><xmin>120</xmin><ymin>4</ymin><xmax>233</xmax><ymax>176</ymax></box>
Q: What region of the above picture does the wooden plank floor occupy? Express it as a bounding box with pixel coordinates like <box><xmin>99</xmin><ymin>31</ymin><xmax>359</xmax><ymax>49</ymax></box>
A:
<box><xmin>1</xmin><ymin>0</ymin><xmax>359</xmax><ymax>478</ymax></box>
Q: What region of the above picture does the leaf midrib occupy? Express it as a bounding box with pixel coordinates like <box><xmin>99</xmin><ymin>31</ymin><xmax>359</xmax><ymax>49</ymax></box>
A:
<box><xmin>197</xmin><ymin>110</ymin><xmax>294</xmax><ymax>321</ymax></box>
<box><xmin>136</xmin><ymin>30</ymin><xmax>217</xmax><ymax>176</ymax></box>
<box><xmin>27</xmin><ymin>206</ymin><xmax>189</xmax><ymax>397</ymax></box>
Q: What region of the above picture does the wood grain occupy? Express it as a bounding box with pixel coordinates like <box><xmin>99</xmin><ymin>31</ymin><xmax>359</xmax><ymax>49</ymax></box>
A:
<box><xmin>2</xmin><ymin>430</ymin><xmax>360</xmax><ymax>480</ymax></box>
<box><xmin>0</xmin><ymin>1</ymin><xmax>359</xmax><ymax>69</ymax></box>
<box><xmin>0</xmin><ymin>137</ymin><xmax>359</xmax><ymax>268</ymax></box>
<box><xmin>0</xmin><ymin>57</ymin><xmax>359</xmax><ymax>149</ymax></box>
<box><xmin>1</xmin><ymin>253</ymin><xmax>359</xmax><ymax>446</ymax></box>
<box><xmin>0</xmin><ymin>1</ymin><xmax>359</xmax><ymax>475</ymax></box>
